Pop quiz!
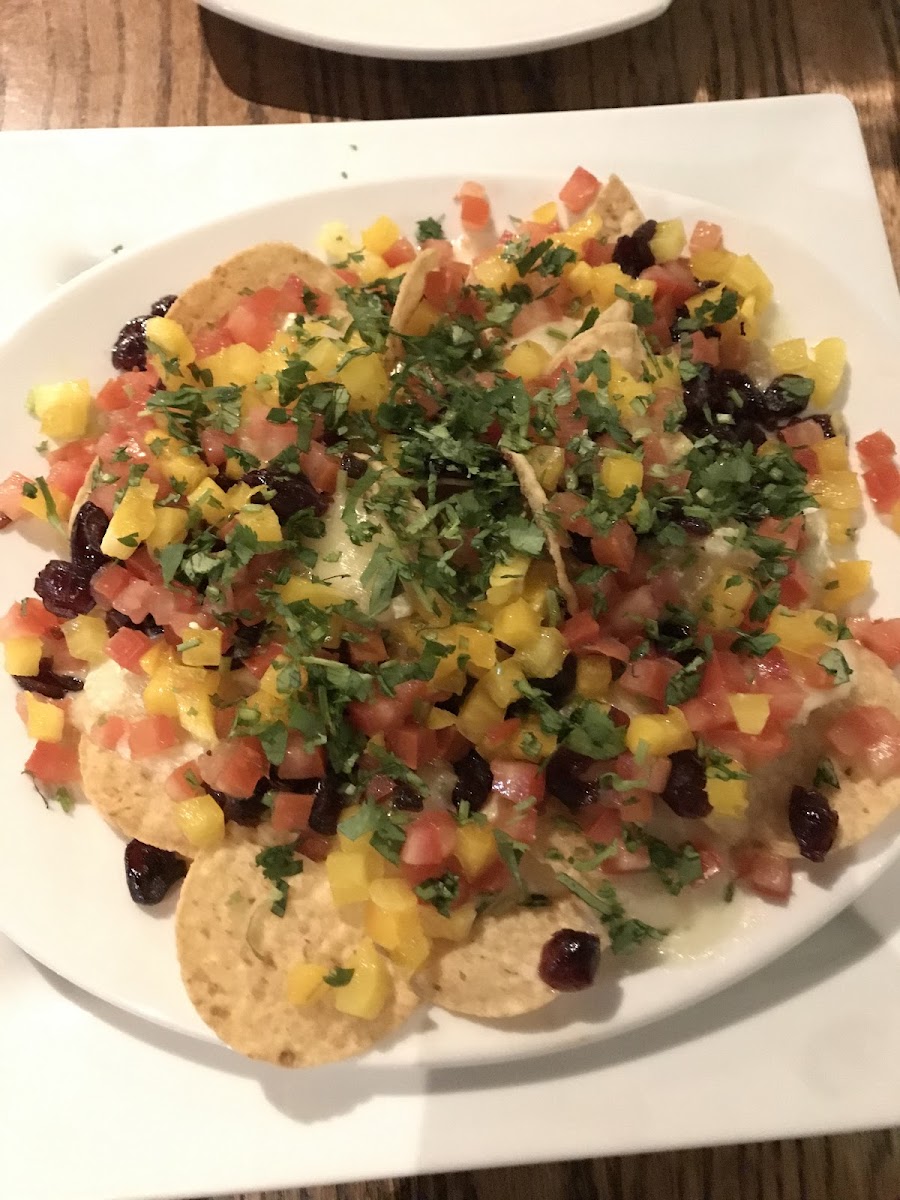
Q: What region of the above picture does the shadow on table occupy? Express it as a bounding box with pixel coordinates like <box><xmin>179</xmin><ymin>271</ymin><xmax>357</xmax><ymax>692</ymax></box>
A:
<box><xmin>33</xmin><ymin>893</ymin><xmax>896</xmax><ymax>1126</ymax></box>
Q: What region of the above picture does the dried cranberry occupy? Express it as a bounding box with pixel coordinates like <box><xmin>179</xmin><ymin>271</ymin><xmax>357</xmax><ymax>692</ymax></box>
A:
<box><xmin>125</xmin><ymin>839</ymin><xmax>187</xmax><ymax>905</ymax></box>
<box><xmin>451</xmin><ymin>748</ymin><xmax>494</xmax><ymax>812</ymax></box>
<box><xmin>611</xmin><ymin>219</ymin><xmax>657</xmax><ymax>279</ymax></box>
<box><xmin>567</xmin><ymin>531</ymin><xmax>595</xmax><ymax>565</ymax></box>
<box><xmin>111</xmin><ymin>316</ymin><xmax>148</xmax><ymax>372</ymax></box>
<box><xmin>149</xmin><ymin>294</ymin><xmax>177</xmax><ymax>318</ymax></box>
<box><xmin>242</xmin><ymin>467</ymin><xmax>328</xmax><ymax>519</ymax></box>
<box><xmin>390</xmin><ymin>782</ymin><xmax>425</xmax><ymax>812</ymax></box>
<box><xmin>779</xmin><ymin>412</ymin><xmax>835</xmax><ymax>439</ymax></box>
<box><xmin>206</xmin><ymin>778</ymin><xmax>269</xmax><ymax>827</ymax></box>
<box><xmin>789</xmin><ymin>785</ymin><xmax>838</xmax><ymax>862</ymax></box>
<box><xmin>339</xmin><ymin>452</ymin><xmax>368</xmax><ymax>480</ymax></box>
<box><xmin>308</xmin><ymin>773</ymin><xmax>346</xmax><ymax>836</ymax></box>
<box><xmin>104</xmin><ymin>609</ymin><xmax>164</xmax><ymax>638</ymax></box>
<box><xmin>69</xmin><ymin>501</ymin><xmax>110</xmax><ymax>575</ymax></box>
<box><xmin>529</xmin><ymin>654</ymin><xmax>577</xmax><ymax>707</ymax></box>
<box><xmin>13</xmin><ymin>658</ymin><xmax>84</xmax><ymax>700</ymax></box>
<box><xmin>227</xmin><ymin>621</ymin><xmax>267</xmax><ymax>664</ymax></box>
<box><xmin>538</xmin><ymin>928</ymin><xmax>600</xmax><ymax>991</ymax></box>
<box><xmin>751</xmin><ymin>374</ymin><xmax>812</xmax><ymax>427</ymax></box>
<box><xmin>672</xmin><ymin>511</ymin><xmax>712</xmax><ymax>539</ymax></box>
<box><xmin>268</xmin><ymin>771</ymin><xmax>320</xmax><ymax>794</ymax></box>
<box><xmin>661</xmin><ymin>749</ymin><xmax>712</xmax><ymax>819</ymax></box>
<box><xmin>34</xmin><ymin>560</ymin><xmax>95</xmax><ymax>619</ymax></box>
<box><xmin>546</xmin><ymin>748</ymin><xmax>598</xmax><ymax>811</ymax></box>
<box><xmin>682</xmin><ymin>366</ymin><xmax>766</xmax><ymax>445</ymax></box>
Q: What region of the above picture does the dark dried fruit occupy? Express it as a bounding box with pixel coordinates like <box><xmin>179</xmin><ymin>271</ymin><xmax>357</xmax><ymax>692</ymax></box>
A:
<box><xmin>651</xmin><ymin>619</ymin><xmax>698</xmax><ymax>667</ymax></box>
<box><xmin>611</xmin><ymin>219</ymin><xmax>658</xmax><ymax>279</ymax></box>
<box><xmin>779</xmin><ymin>412</ymin><xmax>835</xmax><ymax>439</ymax></box>
<box><xmin>69</xmin><ymin>501</ymin><xmax>110</xmax><ymax>575</ymax></box>
<box><xmin>104</xmin><ymin>608</ymin><xmax>164</xmax><ymax>638</ymax></box>
<box><xmin>34</xmin><ymin>560</ymin><xmax>95</xmax><ymax>619</ymax></box>
<box><xmin>13</xmin><ymin>658</ymin><xmax>84</xmax><ymax>700</ymax></box>
<box><xmin>125</xmin><ymin>839</ymin><xmax>187</xmax><ymax>905</ymax></box>
<box><xmin>339</xmin><ymin>452</ymin><xmax>368</xmax><ymax>480</ymax></box>
<box><xmin>662</xmin><ymin>749</ymin><xmax>712</xmax><ymax>818</ymax></box>
<box><xmin>672</xmin><ymin>511</ymin><xmax>712</xmax><ymax>539</ymax></box>
<box><xmin>228</xmin><ymin>620</ymin><xmax>266</xmax><ymax>664</ymax></box>
<box><xmin>206</xmin><ymin>778</ymin><xmax>270</xmax><ymax>827</ymax></box>
<box><xmin>390</xmin><ymin>782</ymin><xmax>425</xmax><ymax>812</ymax></box>
<box><xmin>531</xmin><ymin>654</ymin><xmax>577</xmax><ymax>706</ymax></box>
<box><xmin>268</xmin><ymin>771</ymin><xmax>320</xmax><ymax>794</ymax></box>
<box><xmin>308</xmin><ymin>773</ymin><xmax>346</xmax><ymax>836</ymax></box>
<box><xmin>538</xmin><ymin>928</ymin><xmax>600</xmax><ymax>991</ymax></box>
<box><xmin>149</xmin><ymin>294</ymin><xmax>177</xmax><ymax>318</ymax></box>
<box><xmin>568</xmin><ymin>531</ymin><xmax>595</xmax><ymax>565</ymax></box>
<box><xmin>753</xmin><ymin>374</ymin><xmax>812</xmax><ymax>426</ymax></box>
<box><xmin>789</xmin><ymin>785</ymin><xmax>838</xmax><ymax>862</ymax></box>
<box><xmin>111</xmin><ymin>316</ymin><xmax>148</xmax><ymax>372</ymax></box>
<box><xmin>546</xmin><ymin>748</ymin><xmax>598</xmax><ymax>811</ymax></box>
<box><xmin>682</xmin><ymin>366</ymin><xmax>766</xmax><ymax>445</ymax></box>
<box><xmin>451</xmin><ymin>748</ymin><xmax>494</xmax><ymax>812</ymax></box>
<box><xmin>242</xmin><ymin>467</ymin><xmax>328</xmax><ymax>519</ymax></box>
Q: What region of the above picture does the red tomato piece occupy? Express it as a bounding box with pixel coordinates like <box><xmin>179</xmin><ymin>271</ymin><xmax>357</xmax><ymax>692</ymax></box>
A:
<box><xmin>559</xmin><ymin>166</ymin><xmax>600</xmax><ymax>212</ymax></box>
<box><xmin>826</xmin><ymin>704</ymin><xmax>900</xmax><ymax>781</ymax></box>
<box><xmin>862</xmin><ymin>460</ymin><xmax>900</xmax><ymax>513</ymax></box>
<box><xmin>224</xmin><ymin>287</ymin><xmax>280</xmax><ymax>350</ymax></box>
<box><xmin>581</xmin><ymin>238</ymin><xmax>615</xmax><ymax>267</ymax></box>
<box><xmin>849</xmin><ymin>617</ymin><xmax>900</xmax><ymax>668</ymax></box>
<box><xmin>113</xmin><ymin>579</ymin><xmax>153</xmax><ymax>623</ymax></box>
<box><xmin>779</xmin><ymin>419</ymin><xmax>825</xmax><ymax>447</ymax></box>
<box><xmin>611</xmin><ymin>751</ymin><xmax>672</xmax><ymax>794</ymax></box>
<box><xmin>490</xmin><ymin>759</ymin><xmax>545</xmax><ymax>805</ymax></box>
<box><xmin>486</xmin><ymin>794</ymin><xmax>539</xmax><ymax>844</ymax></box>
<box><xmin>590</xmin><ymin>521</ymin><xmax>637</xmax><ymax>572</ymax></box>
<box><xmin>733</xmin><ymin>844</ymin><xmax>792</xmax><ymax>902</ymax></box>
<box><xmin>243</xmin><ymin>641</ymin><xmax>284</xmax><ymax>680</ymax></box>
<box><xmin>690</xmin><ymin>330</ymin><xmax>720</xmax><ymax>366</ymax></box>
<box><xmin>562</xmin><ymin>610</ymin><xmax>603</xmax><ymax>652</ymax></box>
<box><xmin>481</xmin><ymin>718</ymin><xmax>523</xmax><ymax>756</ymax></box>
<box><xmin>128</xmin><ymin>715</ymin><xmax>179</xmax><ymax>759</ymax></box>
<box><xmin>382</xmin><ymin>237</ymin><xmax>416</xmax><ymax>268</ymax></box>
<box><xmin>279</xmin><ymin>736</ymin><xmax>326</xmax><ymax>780</ymax></box>
<box><xmin>105</xmin><ymin>627</ymin><xmax>153</xmax><ymax>673</ymax></box>
<box><xmin>166</xmin><ymin>760</ymin><xmax>204</xmax><ymax>800</ymax></box>
<box><xmin>299</xmin><ymin>441</ymin><xmax>339</xmax><ymax>495</ymax></box>
<box><xmin>0</xmin><ymin>472</ymin><xmax>31</xmax><ymax>521</ymax></box>
<box><xmin>641</xmin><ymin>261</ymin><xmax>701</xmax><ymax>307</ymax></box>
<box><xmin>91</xmin><ymin>563</ymin><xmax>132</xmax><ymax>607</ymax></box>
<box><xmin>200</xmin><ymin>428</ymin><xmax>238</xmax><ymax>467</ymax></box>
<box><xmin>401</xmin><ymin>810</ymin><xmax>458</xmax><ymax>867</ymax></box>
<box><xmin>347</xmin><ymin>629</ymin><xmax>388</xmax><ymax>666</ymax></box>
<box><xmin>857</xmin><ymin>430</ymin><xmax>896</xmax><ymax>466</ymax></box>
<box><xmin>689</xmin><ymin>221</ymin><xmax>723</xmax><ymax>253</ymax></box>
<box><xmin>240</xmin><ymin>404</ymin><xmax>297</xmax><ymax>461</ymax></box>
<box><xmin>91</xmin><ymin>715</ymin><xmax>128</xmax><ymax>750</ymax></box>
<box><xmin>616</xmin><ymin>657</ymin><xmax>679</xmax><ymax>706</ymax></box>
<box><xmin>299</xmin><ymin>832</ymin><xmax>332</xmax><ymax>863</ymax></box>
<box><xmin>25</xmin><ymin>741</ymin><xmax>79</xmax><ymax>784</ymax></box>
<box><xmin>709</xmin><ymin>728</ymin><xmax>790</xmax><ymax>769</ymax></box>
<box><xmin>0</xmin><ymin>597</ymin><xmax>60</xmax><ymax>639</ymax></box>
<box><xmin>192</xmin><ymin>326</ymin><xmax>233</xmax><ymax>358</ymax></box>
<box><xmin>385</xmin><ymin>724</ymin><xmax>440</xmax><ymax>770</ymax></box>
<box><xmin>200</xmin><ymin>737</ymin><xmax>268</xmax><ymax>797</ymax></box>
<box><xmin>456</xmin><ymin>182</ymin><xmax>491</xmax><ymax>232</ymax></box>
<box><xmin>270</xmin><ymin>791</ymin><xmax>315</xmax><ymax>833</ymax></box>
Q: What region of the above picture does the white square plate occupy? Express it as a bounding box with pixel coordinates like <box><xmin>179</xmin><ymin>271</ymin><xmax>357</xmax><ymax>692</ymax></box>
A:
<box><xmin>2</xmin><ymin>96</ymin><xmax>900</xmax><ymax>1200</ymax></box>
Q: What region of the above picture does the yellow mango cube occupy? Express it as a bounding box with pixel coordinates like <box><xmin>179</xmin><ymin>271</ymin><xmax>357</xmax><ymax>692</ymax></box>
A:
<box><xmin>176</xmin><ymin>690</ymin><xmax>217</xmax><ymax>743</ymax></box>
<box><xmin>626</xmin><ymin>708</ymin><xmax>694</xmax><ymax>757</ymax></box>
<box><xmin>512</xmin><ymin>716</ymin><xmax>557</xmax><ymax>762</ymax></box>
<box><xmin>4</xmin><ymin>635</ymin><xmax>43</xmax><ymax>676</ymax></box>
<box><xmin>176</xmin><ymin>794</ymin><xmax>225</xmax><ymax>848</ymax></box>
<box><xmin>145</xmin><ymin>316</ymin><xmax>195</xmax><ymax>373</ymax></box>
<box><xmin>338</xmin><ymin>352</ymin><xmax>390</xmax><ymax>412</ymax></box>
<box><xmin>649</xmin><ymin>219</ymin><xmax>686</xmax><ymax>263</ymax></box>
<box><xmin>472</xmin><ymin>254</ymin><xmax>519</xmax><ymax>291</ymax></box>
<box><xmin>504</xmin><ymin>340</ymin><xmax>551</xmax><ymax>382</ymax></box>
<box><xmin>362</xmin><ymin>215</ymin><xmax>401</xmax><ymax>256</ymax></box>
<box><xmin>357</xmin><ymin>250</ymin><xmax>391</xmax><ymax>285</ymax></box>
<box><xmin>179</xmin><ymin>626</ymin><xmax>223</xmax><ymax>668</ymax></box>
<box><xmin>100</xmin><ymin>479</ymin><xmax>159</xmax><ymax>560</ymax></box>
<box><xmin>526</xmin><ymin>444</ymin><xmax>564</xmax><ymax>492</ymax></box>
<box><xmin>531</xmin><ymin>201</ymin><xmax>559</xmax><ymax>224</ymax></box>
<box><xmin>486</xmin><ymin>554</ymin><xmax>531</xmax><ymax>607</ymax></box>
<box><xmin>810</xmin><ymin>337</ymin><xmax>847</xmax><ymax>408</ymax></box>
<box><xmin>491</xmin><ymin>598</ymin><xmax>541</xmax><ymax>650</ymax></box>
<box><xmin>483</xmin><ymin>658</ymin><xmax>526</xmax><ymax>709</ymax></box>
<box><xmin>706</xmin><ymin>773</ymin><xmax>748</xmax><ymax>817</ymax></box>
<box><xmin>454</xmin><ymin>822</ymin><xmax>499</xmax><ymax>879</ymax></box>
<box><xmin>822</xmin><ymin>560</ymin><xmax>871</xmax><ymax>609</ymax></box>
<box><xmin>515</xmin><ymin>626</ymin><xmax>567</xmax><ymax>678</ymax></box>
<box><xmin>403</xmin><ymin>300</ymin><xmax>441</xmax><ymax>337</ymax></box>
<box><xmin>557</xmin><ymin>210</ymin><xmax>600</xmax><ymax>252</ymax></box>
<box><xmin>326</xmin><ymin>850</ymin><xmax>373</xmax><ymax>906</ymax></box>
<box><xmin>827</xmin><ymin>516</ymin><xmax>854</xmax><ymax>545</ymax></box>
<box><xmin>521</xmin><ymin>561</ymin><xmax>559</xmax><ymax>616</ymax></box>
<box><xmin>285</xmin><ymin>962</ymin><xmax>328</xmax><ymax>1006</ymax></box>
<box><xmin>812</xmin><ymin>435</ymin><xmax>849</xmax><ymax>473</ymax></box>
<box><xmin>333</xmin><ymin>939</ymin><xmax>391</xmax><ymax>1020</ymax></box>
<box><xmin>365</xmin><ymin>879</ymin><xmax>421</xmax><ymax>950</ymax></box>
<box><xmin>145</xmin><ymin>505</ymin><xmax>189</xmax><ymax>551</ymax></box>
<box><xmin>236</xmin><ymin>504</ymin><xmax>282</xmax><ymax>544</ymax></box>
<box><xmin>419</xmin><ymin>901</ymin><xmax>477</xmax><ymax>942</ymax></box>
<box><xmin>28</xmin><ymin>379</ymin><xmax>91</xmax><ymax>441</ymax></box>
<box><xmin>161</xmin><ymin>452</ymin><xmax>210</xmax><ymax>493</ymax></box>
<box><xmin>766</xmin><ymin>606</ymin><xmax>837</xmax><ymax>656</ymax></box>
<box><xmin>727</xmin><ymin>693</ymin><xmax>771</xmax><ymax>735</ymax></box>
<box><xmin>61</xmin><ymin>615</ymin><xmax>108</xmax><ymax>665</ymax></box>
<box><xmin>187</xmin><ymin>479</ymin><xmax>229</xmax><ymax>525</ymax></box>
<box><xmin>280</xmin><ymin>576</ymin><xmax>349</xmax><ymax>607</ymax></box>
<box><xmin>769</xmin><ymin>338</ymin><xmax>812</xmax><ymax>376</ymax></box>
<box><xmin>197</xmin><ymin>343</ymin><xmax>265</xmax><ymax>388</ymax></box>
<box><xmin>317</xmin><ymin>220</ymin><xmax>358</xmax><ymax>261</ymax></box>
<box><xmin>457</xmin><ymin>686</ymin><xmax>506</xmax><ymax>745</ymax></box>
<box><xmin>25</xmin><ymin>694</ymin><xmax>65</xmax><ymax>742</ymax></box>
<box><xmin>706</xmin><ymin>571</ymin><xmax>754</xmax><ymax>630</ymax></box>
<box><xmin>566</xmin><ymin>260</ymin><xmax>595</xmax><ymax>298</ymax></box>
<box><xmin>807</xmin><ymin>470</ymin><xmax>861</xmax><ymax>511</ymax></box>
<box><xmin>576</xmin><ymin>655</ymin><xmax>612</xmax><ymax>701</ymax></box>
<box><xmin>389</xmin><ymin>927</ymin><xmax>432</xmax><ymax>976</ymax></box>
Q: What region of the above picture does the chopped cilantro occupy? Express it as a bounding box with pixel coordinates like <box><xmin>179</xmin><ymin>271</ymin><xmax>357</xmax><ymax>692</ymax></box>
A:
<box><xmin>323</xmin><ymin>966</ymin><xmax>354</xmax><ymax>988</ymax></box>
<box><xmin>414</xmin><ymin>872</ymin><xmax>460</xmax><ymax>918</ymax></box>
<box><xmin>254</xmin><ymin>841</ymin><xmax>303</xmax><ymax>917</ymax></box>
<box><xmin>819</xmin><ymin>647</ymin><xmax>852</xmax><ymax>685</ymax></box>
<box><xmin>416</xmin><ymin>216</ymin><xmax>445</xmax><ymax>242</ymax></box>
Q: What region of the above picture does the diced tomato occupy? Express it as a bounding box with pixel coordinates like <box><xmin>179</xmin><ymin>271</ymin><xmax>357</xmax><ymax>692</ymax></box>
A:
<box><xmin>486</xmin><ymin>793</ymin><xmax>539</xmax><ymax>844</ymax></box>
<box><xmin>562</xmin><ymin>610</ymin><xmax>603</xmax><ymax>652</ymax></box>
<box><xmin>243</xmin><ymin>640</ymin><xmax>284</xmax><ymax>680</ymax></box>
<box><xmin>200</xmin><ymin>428</ymin><xmax>238</xmax><ymax>467</ymax></box>
<box><xmin>91</xmin><ymin>714</ymin><xmax>128</xmax><ymax>750</ymax></box>
<box><xmin>456</xmin><ymin>182</ymin><xmax>491</xmax><ymax>232</ymax></box>
<box><xmin>279</xmin><ymin>736</ymin><xmax>326</xmax><ymax>780</ymax></box>
<box><xmin>113</xmin><ymin>579</ymin><xmax>153</xmax><ymax>623</ymax></box>
<box><xmin>200</xmin><ymin>737</ymin><xmax>268</xmax><ymax>797</ymax></box>
<box><xmin>581</xmin><ymin>238</ymin><xmax>615</xmax><ymax>267</ymax></box>
<box><xmin>25</xmin><ymin>741</ymin><xmax>79</xmax><ymax>784</ymax></box>
<box><xmin>753</xmin><ymin>652</ymin><xmax>806</xmax><ymax>722</ymax></box>
<box><xmin>849</xmin><ymin>617</ymin><xmax>900</xmax><ymax>668</ymax></box>
<box><xmin>299</xmin><ymin>441</ymin><xmax>339</xmax><ymax>495</ymax></box>
<box><xmin>694</xmin><ymin>841</ymin><xmax>724</xmax><ymax>881</ymax></box>
<box><xmin>91</xmin><ymin>563</ymin><xmax>132</xmax><ymax>607</ymax></box>
<box><xmin>0</xmin><ymin>472</ymin><xmax>31</xmax><ymax>521</ymax></box>
<box><xmin>105</xmin><ymin>627</ymin><xmax>154</xmax><ymax>673</ymax></box>
<box><xmin>733</xmin><ymin>844</ymin><xmax>792</xmax><ymax>902</ymax></box>
<box><xmin>0</xmin><ymin>597</ymin><xmax>61</xmax><ymax>639</ymax></box>
<box><xmin>424</xmin><ymin>261</ymin><xmax>468</xmax><ymax>311</ymax></box>
<box><xmin>166</xmin><ymin>760</ymin><xmax>204</xmax><ymax>800</ymax></box>
<box><xmin>347</xmin><ymin>629</ymin><xmax>388</xmax><ymax>665</ymax></box>
<box><xmin>779</xmin><ymin>419</ymin><xmax>824</xmax><ymax>447</ymax></box>
<box><xmin>641</xmin><ymin>261</ymin><xmax>700</xmax><ymax>308</ymax></box>
<box><xmin>276</xmin><ymin>275</ymin><xmax>330</xmax><ymax>318</ymax></box>
<box><xmin>522</xmin><ymin>218</ymin><xmax>562</xmax><ymax>241</ymax></box>
<box><xmin>758</xmin><ymin>515</ymin><xmax>803</xmax><ymax>552</ymax></box>
<box><xmin>240</xmin><ymin>404</ymin><xmax>297</xmax><ymax>461</ymax></box>
<box><xmin>270</xmin><ymin>791</ymin><xmax>315</xmax><ymax>833</ymax></box>
<box><xmin>511</xmin><ymin>298</ymin><xmax>563</xmax><ymax>340</ymax></box>
<box><xmin>481</xmin><ymin>717</ymin><xmax>522</xmax><ymax>757</ymax></box>
<box><xmin>299</xmin><ymin>832</ymin><xmax>332</xmax><ymax>864</ymax></box>
<box><xmin>689</xmin><ymin>221</ymin><xmax>723</xmax><ymax>253</ymax></box>
<box><xmin>401</xmin><ymin>810</ymin><xmax>457</xmax><ymax>867</ymax></box>
<box><xmin>128</xmin><ymin>715</ymin><xmax>179</xmax><ymax>759</ymax></box>
<box><xmin>862</xmin><ymin>459</ymin><xmax>900</xmax><ymax>513</ymax></box>
<box><xmin>708</xmin><ymin>728</ymin><xmax>790</xmax><ymax>768</ymax></box>
<box><xmin>608</xmin><ymin>583</ymin><xmax>660</xmax><ymax>635</ymax></box>
<box><xmin>826</xmin><ymin>704</ymin><xmax>900</xmax><ymax>781</ymax></box>
<box><xmin>386</xmin><ymin>724</ymin><xmax>440</xmax><ymax>770</ymax></box>
<box><xmin>193</xmin><ymin>326</ymin><xmax>233</xmax><ymax>358</ymax></box>
<box><xmin>347</xmin><ymin>680</ymin><xmax>430</xmax><ymax>739</ymax></box>
<box><xmin>689</xmin><ymin>330</ymin><xmax>720</xmax><ymax>366</ymax></box>
<box><xmin>857</xmin><ymin>430</ymin><xmax>896</xmax><ymax>467</ymax></box>
<box><xmin>590</xmin><ymin>521</ymin><xmax>637</xmax><ymax>572</ymax></box>
<box><xmin>224</xmin><ymin>286</ymin><xmax>281</xmax><ymax>351</ymax></box>
<box><xmin>610</xmin><ymin>751</ymin><xmax>671</xmax><ymax>794</ymax></box>
<box><xmin>559</xmin><ymin>166</ymin><xmax>600</xmax><ymax>212</ymax></box>
<box><xmin>779</xmin><ymin>563</ymin><xmax>812</xmax><ymax>607</ymax></box>
<box><xmin>604</xmin><ymin>788</ymin><xmax>655</xmax><ymax>824</ymax></box>
<box><xmin>382</xmin><ymin>237</ymin><xmax>416</xmax><ymax>268</ymax></box>
<box><xmin>617</xmin><ymin>656</ymin><xmax>679</xmax><ymax>706</ymax></box>
<box><xmin>490</xmin><ymin>759</ymin><xmax>545</xmax><ymax>806</ymax></box>
<box><xmin>681</xmin><ymin>696</ymin><xmax>728</xmax><ymax>735</ymax></box>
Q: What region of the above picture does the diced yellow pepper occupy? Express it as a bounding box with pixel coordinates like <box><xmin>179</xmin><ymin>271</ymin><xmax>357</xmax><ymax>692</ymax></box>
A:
<box><xmin>576</xmin><ymin>655</ymin><xmax>612</xmax><ymax>701</ymax></box>
<box><xmin>145</xmin><ymin>505</ymin><xmax>189</xmax><ymax>551</ymax></box>
<box><xmin>180</xmin><ymin>626</ymin><xmax>223</xmax><ymax>668</ymax></box>
<box><xmin>491</xmin><ymin>598</ymin><xmax>541</xmax><ymax>650</ymax></box>
<box><xmin>362</xmin><ymin>215</ymin><xmax>401</xmax><ymax>256</ymax></box>
<box><xmin>526</xmin><ymin>444</ymin><xmax>565</xmax><ymax>492</ymax></box>
<box><xmin>531</xmin><ymin>201</ymin><xmax>559</xmax><ymax>224</ymax></box>
<box><xmin>483</xmin><ymin>658</ymin><xmax>526</xmax><ymax>708</ymax></box>
<box><xmin>822</xmin><ymin>560</ymin><xmax>871</xmax><ymax>608</ymax></box>
<box><xmin>812</xmin><ymin>435</ymin><xmax>849</xmax><ymax>473</ymax></box>
<box><xmin>766</xmin><ymin>606</ymin><xmax>837</xmax><ymax>656</ymax></box>
<box><xmin>100</xmin><ymin>479</ymin><xmax>158</xmax><ymax>560</ymax></box>
<box><xmin>236</xmin><ymin>504</ymin><xmax>282</xmax><ymax>543</ymax></box>
<box><xmin>727</xmin><ymin>693</ymin><xmax>771</xmax><ymax>735</ymax></box>
<box><xmin>28</xmin><ymin>379</ymin><xmax>91</xmax><ymax>441</ymax></box>
<box><xmin>333</xmin><ymin>938</ymin><xmax>391</xmax><ymax>1020</ymax></box>
<box><xmin>515</xmin><ymin>626</ymin><xmax>567</xmax><ymax>678</ymax></box>
<box><xmin>285</xmin><ymin>962</ymin><xmax>328</xmax><ymax>1006</ymax></box>
<box><xmin>706</xmin><ymin>772</ymin><xmax>748</xmax><ymax>817</ymax></box>
<box><xmin>176</xmin><ymin>794</ymin><xmax>225</xmax><ymax>848</ymax></box>
<box><xmin>187</xmin><ymin>479</ymin><xmax>230</xmax><ymax>525</ymax></box>
<box><xmin>61</xmin><ymin>615</ymin><xmax>108</xmax><ymax>665</ymax></box>
<box><xmin>807</xmin><ymin>470</ymin><xmax>862</xmax><ymax>511</ymax></box>
<box><xmin>810</xmin><ymin>337</ymin><xmax>846</xmax><ymax>408</ymax></box>
<box><xmin>705</xmin><ymin>571</ymin><xmax>754</xmax><ymax>630</ymax></box>
<box><xmin>472</xmin><ymin>254</ymin><xmax>519</xmax><ymax>291</ymax></box>
<box><xmin>457</xmin><ymin>686</ymin><xmax>506</xmax><ymax>744</ymax></box>
<box><xmin>454</xmin><ymin>822</ymin><xmax>499</xmax><ymax>880</ymax></box>
<box><xmin>402</xmin><ymin>300</ymin><xmax>441</xmax><ymax>337</ymax></box>
<box><xmin>504</xmin><ymin>340</ymin><xmax>551</xmax><ymax>382</ymax></box>
<box><xmin>419</xmin><ymin>901</ymin><xmax>477</xmax><ymax>942</ymax></box>
<box><xmin>326</xmin><ymin>850</ymin><xmax>378</xmax><ymax>906</ymax></box>
<box><xmin>279</xmin><ymin>576</ymin><xmax>349</xmax><ymax>607</ymax></box>
<box><xmin>4</xmin><ymin>635</ymin><xmax>43</xmax><ymax>676</ymax></box>
<box><xmin>339</xmin><ymin>352</ymin><xmax>390</xmax><ymax>412</ymax></box>
<box><xmin>486</xmin><ymin>555</ymin><xmax>530</xmax><ymax>607</ymax></box>
<box><xmin>626</xmin><ymin>708</ymin><xmax>694</xmax><ymax>757</ymax></box>
<box><xmin>197</xmin><ymin>344</ymin><xmax>265</xmax><ymax>388</ymax></box>
<box><xmin>649</xmin><ymin>218</ymin><xmax>686</xmax><ymax>263</ymax></box>
<box><xmin>145</xmin><ymin>316</ymin><xmax>195</xmax><ymax>375</ymax></box>
<box><xmin>25</xmin><ymin>694</ymin><xmax>65</xmax><ymax>742</ymax></box>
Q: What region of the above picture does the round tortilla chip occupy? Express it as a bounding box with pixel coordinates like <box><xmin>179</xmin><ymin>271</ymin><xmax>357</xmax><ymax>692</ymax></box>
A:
<box><xmin>595</xmin><ymin>174</ymin><xmax>646</xmax><ymax>239</ymax></box>
<box><xmin>431</xmin><ymin>894</ymin><xmax>591</xmax><ymax>1019</ymax></box>
<box><xmin>747</xmin><ymin>644</ymin><xmax>900</xmax><ymax>857</ymax></box>
<box><xmin>385</xmin><ymin>246</ymin><xmax>441</xmax><ymax>367</ymax></box>
<box><xmin>79</xmin><ymin>736</ymin><xmax>196</xmax><ymax>856</ymax></box>
<box><xmin>166</xmin><ymin>243</ymin><xmax>348</xmax><ymax>339</ymax></box>
<box><xmin>176</xmin><ymin>842</ymin><xmax>423</xmax><ymax>1067</ymax></box>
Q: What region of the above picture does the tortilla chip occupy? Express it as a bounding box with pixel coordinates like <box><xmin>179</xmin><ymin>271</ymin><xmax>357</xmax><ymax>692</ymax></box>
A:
<box><xmin>747</xmin><ymin>644</ymin><xmax>900</xmax><ymax>856</ymax></box>
<box><xmin>596</xmin><ymin>174</ymin><xmax>645</xmax><ymax>240</ymax></box>
<box><xmin>385</xmin><ymin>246</ymin><xmax>441</xmax><ymax>367</ymax></box>
<box><xmin>79</xmin><ymin>737</ymin><xmax>197</xmax><ymax>856</ymax></box>
<box><xmin>502</xmin><ymin>450</ymin><xmax>579</xmax><ymax>614</ymax></box>
<box><xmin>176</xmin><ymin>842</ymin><xmax>423</xmax><ymax>1067</ymax></box>
<box><xmin>547</xmin><ymin>319</ymin><xmax>643</xmax><ymax>379</ymax></box>
<box><xmin>432</xmin><ymin>893</ymin><xmax>592</xmax><ymax>1018</ymax></box>
<box><xmin>167</xmin><ymin>243</ymin><xmax>348</xmax><ymax>338</ymax></box>
<box><xmin>68</xmin><ymin>456</ymin><xmax>99</xmax><ymax>533</ymax></box>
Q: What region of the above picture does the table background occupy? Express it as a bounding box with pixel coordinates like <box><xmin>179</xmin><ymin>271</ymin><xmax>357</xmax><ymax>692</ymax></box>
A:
<box><xmin>3</xmin><ymin>0</ymin><xmax>900</xmax><ymax>1196</ymax></box>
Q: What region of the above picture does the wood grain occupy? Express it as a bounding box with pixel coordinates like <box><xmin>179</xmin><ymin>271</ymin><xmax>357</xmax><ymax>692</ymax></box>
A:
<box><xmin>4</xmin><ymin>0</ymin><xmax>900</xmax><ymax>1196</ymax></box>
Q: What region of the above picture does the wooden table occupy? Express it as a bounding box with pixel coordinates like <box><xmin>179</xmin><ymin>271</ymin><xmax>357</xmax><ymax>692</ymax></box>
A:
<box><xmin>3</xmin><ymin>0</ymin><xmax>900</xmax><ymax>1196</ymax></box>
